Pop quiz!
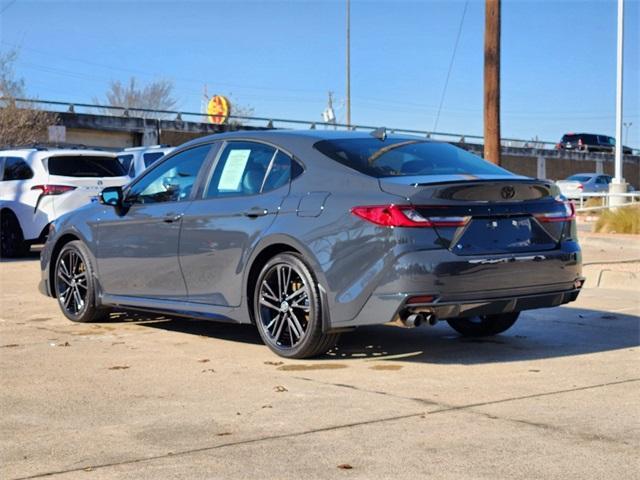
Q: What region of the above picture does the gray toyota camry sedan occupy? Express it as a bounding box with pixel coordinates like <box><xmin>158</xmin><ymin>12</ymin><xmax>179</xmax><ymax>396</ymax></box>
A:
<box><xmin>39</xmin><ymin>130</ymin><xmax>583</xmax><ymax>358</ymax></box>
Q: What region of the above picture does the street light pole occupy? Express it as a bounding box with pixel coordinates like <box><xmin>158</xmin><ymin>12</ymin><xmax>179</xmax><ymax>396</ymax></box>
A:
<box><xmin>346</xmin><ymin>0</ymin><xmax>351</xmax><ymax>128</ymax></box>
<box><xmin>614</xmin><ymin>0</ymin><xmax>625</xmax><ymax>184</ymax></box>
<box><xmin>611</xmin><ymin>0</ymin><xmax>627</xmax><ymax>205</ymax></box>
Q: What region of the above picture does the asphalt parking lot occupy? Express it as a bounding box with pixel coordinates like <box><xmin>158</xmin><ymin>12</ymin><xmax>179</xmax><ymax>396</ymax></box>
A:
<box><xmin>1</xmin><ymin>236</ymin><xmax>639</xmax><ymax>480</ymax></box>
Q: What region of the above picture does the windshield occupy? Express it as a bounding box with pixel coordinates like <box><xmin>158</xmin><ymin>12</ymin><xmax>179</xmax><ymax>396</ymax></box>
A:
<box><xmin>314</xmin><ymin>138</ymin><xmax>511</xmax><ymax>178</ymax></box>
<box><xmin>48</xmin><ymin>155</ymin><xmax>127</xmax><ymax>177</ymax></box>
<box><xmin>566</xmin><ymin>174</ymin><xmax>592</xmax><ymax>182</ymax></box>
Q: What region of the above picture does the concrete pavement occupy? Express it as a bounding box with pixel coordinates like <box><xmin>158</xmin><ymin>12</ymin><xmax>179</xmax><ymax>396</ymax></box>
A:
<box><xmin>1</xmin><ymin>240</ymin><xmax>638</xmax><ymax>479</ymax></box>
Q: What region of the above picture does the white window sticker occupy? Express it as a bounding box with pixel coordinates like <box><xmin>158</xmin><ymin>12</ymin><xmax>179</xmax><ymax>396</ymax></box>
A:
<box><xmin>218</xmin><ymin>149</ymin><xmax>251</xmax><ymax>191</ymax></box>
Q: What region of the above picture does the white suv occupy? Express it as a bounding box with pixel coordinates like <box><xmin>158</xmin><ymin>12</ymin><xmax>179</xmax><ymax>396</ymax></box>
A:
<box><xmin>0</xmin><ymin>147</ymin><xmax>130</xmax><ymax>257</ymax></box>
<box><xmin>117</xmin><ymin>145</ymin><xmax>174</xmax><ymax>178</ymax></box>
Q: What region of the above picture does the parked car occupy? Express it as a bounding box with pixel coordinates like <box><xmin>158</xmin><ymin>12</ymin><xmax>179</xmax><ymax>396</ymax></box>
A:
<box><xmin>556</xmin><ymin>133</ymin><xmax>632</xmax><ymax>154</ymax></box>
<box><xmin>0</xmin><ymin>147</ymin><xmax>130</xmax><ymax>257</ymax></box>
<box><xmin>117</xmin><ymin>145</ymin><xmax>174</xmax><ymax>178</ymax></box>
<box><xmin>556</xmin><ymin>173</ymin><xmax>613</xmax><ymax>199</ymax></box>
<box><xmin>39</xmin><ymin>131</ymin><xmax>583</xmax><ymax>358</ymax></box>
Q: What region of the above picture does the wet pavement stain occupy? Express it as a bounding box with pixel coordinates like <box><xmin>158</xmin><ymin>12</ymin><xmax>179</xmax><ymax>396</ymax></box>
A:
<box><xmin>277</xmin><ymin>363</ymin><xmax>348</xmax><ymax>371</ymax></box>
<box><xmin>369</xmin><ymin>364</ymin><xmax>403</xmax><ymax>371</ymax></box>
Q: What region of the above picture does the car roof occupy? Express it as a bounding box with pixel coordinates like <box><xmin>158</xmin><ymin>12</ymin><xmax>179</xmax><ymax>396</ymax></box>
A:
<box><xmin>178</xmin><ymin>129</ymin><xmax>433</xmax><ymax>151</ymax></box>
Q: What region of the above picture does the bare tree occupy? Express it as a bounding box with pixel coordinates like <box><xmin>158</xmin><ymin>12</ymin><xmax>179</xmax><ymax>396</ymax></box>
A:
<box><xmin>93</xmin><ymin>77</ymin><xmax>177</xmax><ymax>119</ymax></box>
<box><xmin>0</xmin><ymin>49</ymin><xmax>57</xmax><ymax>147</ymax></box>
<box><xmin>224</xmin><ymin>94</ymin><xmax>255</xmax><ymax>127</ymax></box>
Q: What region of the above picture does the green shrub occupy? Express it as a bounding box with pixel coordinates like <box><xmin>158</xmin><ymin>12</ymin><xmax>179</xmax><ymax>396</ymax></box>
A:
<box><xmin>594</xmin><ymin>205</ymin><xmax>640</xmax><ymax>234</ymax></box>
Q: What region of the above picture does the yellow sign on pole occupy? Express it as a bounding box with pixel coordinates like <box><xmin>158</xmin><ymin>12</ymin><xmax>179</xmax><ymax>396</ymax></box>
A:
<box><xmin>207</xmin><ymin>95</ymin><xmax>231</xmax><ymax>125</ymax></box>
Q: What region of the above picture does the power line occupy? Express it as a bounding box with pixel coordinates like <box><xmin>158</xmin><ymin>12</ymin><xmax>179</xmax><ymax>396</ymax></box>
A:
<box><xmin>433</xmin><ymin>0</ymin><xmax>469</xmax><ymax>132</ymax></box>
<box><xmin>0</xmin><ymin>0</ymin><xmax>18</xmax><ymax>14</ymax></box>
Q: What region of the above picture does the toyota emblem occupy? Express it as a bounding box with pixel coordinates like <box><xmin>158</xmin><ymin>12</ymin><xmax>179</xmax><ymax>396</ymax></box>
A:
<box><xmin>501</xmin><ymin>186</ymin><xmax>515</xmax><ymax>200</ymax></box>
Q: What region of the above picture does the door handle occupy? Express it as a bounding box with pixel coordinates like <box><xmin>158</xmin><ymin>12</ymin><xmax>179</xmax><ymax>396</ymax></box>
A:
<box><xmin>243</xmin><ymin>207</ymin><xmax>268</xmax><ymax>218</ymax></box>
<box><xmin>163</xmin><ymin>213</ymin><xmax>184</xmax><ymax>223</ymax></box>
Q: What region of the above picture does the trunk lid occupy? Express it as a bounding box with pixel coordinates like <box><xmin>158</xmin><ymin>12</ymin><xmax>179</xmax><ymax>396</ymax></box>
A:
<box><xmin>379</xmin><ymin>175</ymin><xmax>569</xmax><ymax>256</ymax></box>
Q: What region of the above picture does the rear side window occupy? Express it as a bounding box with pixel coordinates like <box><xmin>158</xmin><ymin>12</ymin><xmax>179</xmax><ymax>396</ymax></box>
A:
<box><xmin>314</xmin><ymin>138</ymin><xmax>510</xmax><ymax>178</ymax></box>
<box><xmin>143</xmin><ymin>152</ymin><xmax>165</xmax><ymax>168</ymax></box>
<box><xmin>206</xmin><ymin>142</ymin><xmax>276</xmax><ymax>198</ymax></box>
<box><xmin>48</xmin><ymin>156</ymin><xmax>126</xmax><ymax>177</ymax></box>
<box><xmin>2</xmin><ymin>157</ymin><xmax>33</xmax><ymax>181</ymax></box>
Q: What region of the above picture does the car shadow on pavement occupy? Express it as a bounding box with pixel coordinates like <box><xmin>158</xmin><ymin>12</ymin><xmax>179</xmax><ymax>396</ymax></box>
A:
<box><xmin>330</xmin><ymin>306</ymin><xmax>639</xmax><ymax>364</ymax></box>
<box><xmin>0</xmin><ymin>249</ymin><xmax>40</xmax><ymax>262</ymax></box>
<box><xmin>106</xmin><ymin>310</ymin><xmax>264</xmax><ymax>345</ymax></box>
<box><xmin>104</xmin><ymin>305</ymin><xmax>639</xmax><ymax>365</ymax></box>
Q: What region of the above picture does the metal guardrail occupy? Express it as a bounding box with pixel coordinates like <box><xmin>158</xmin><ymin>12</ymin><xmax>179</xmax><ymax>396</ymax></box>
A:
<box><xmin>574</xmin><ymin>192</ymin><xmax>640</xmax><ymax>212</ymax></box>
<box><xmin>3</xmin><ymin>97</ymin><xmax>563</xmax><ymax>149</ymax></box>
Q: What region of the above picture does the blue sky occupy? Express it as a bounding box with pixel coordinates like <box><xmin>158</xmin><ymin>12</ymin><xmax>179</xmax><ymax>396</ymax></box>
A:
<box><xmin>1</xmin><ymin>0</ymin><xmax>638</xmax><ymax>146</ymax></box>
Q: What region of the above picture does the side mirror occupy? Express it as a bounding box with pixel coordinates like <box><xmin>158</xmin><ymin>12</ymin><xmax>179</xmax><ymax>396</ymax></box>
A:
<box><xmin>100</xmin><ymin>186</ymin><xmax>123</xmax><ymax>207</ymax></box>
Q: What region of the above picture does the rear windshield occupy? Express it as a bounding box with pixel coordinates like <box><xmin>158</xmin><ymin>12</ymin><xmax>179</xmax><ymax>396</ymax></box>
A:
<box><xmin>566</xmin><ymin>174</ymin><xmax>592</xmax><ymax>182</ymax></box>
<box><xmin>48</xmin><ymin>155</ymin><xmax>126</xmax><ymax>177</ymax></box>
<box><xmin>314</xmin><ymin>138</ymin><xmax>510</xmax><ymax>178</ymax></box>
<box><xmin>117</xmin><ymin>154</ymin><xmax>134</xmax><ymax>172</ymax></box>
<box><xmin>143</xmin><ymin>152</ymin><xmax>165</xmax><ymax>168</ymax></box>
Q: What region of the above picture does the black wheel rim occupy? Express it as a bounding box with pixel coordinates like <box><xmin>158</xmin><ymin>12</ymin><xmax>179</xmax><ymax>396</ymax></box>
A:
<box><xmin>56</xmin><ymin>250</ymin><xmax>88</xmax><ymax>316</ymax></box>
<box><xmin>258</xmin><ymin>263</ymin><xmax>311</xmax><ymax>348</ymax></box>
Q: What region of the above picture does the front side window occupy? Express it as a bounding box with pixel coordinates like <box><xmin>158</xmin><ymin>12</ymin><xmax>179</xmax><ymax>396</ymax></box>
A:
<box><xmin>206</xmin><ymin>142</ymin><xmax>276</xmax><ymax>198</ymax></box>
<box><xmin>2</xmin><ymin>157</ymin><xmax>33</xmax><ymax>181</ymax></box>
<box><xmin>128</xmin><ymin>145</ymin><xmax>211</xmax><ymax>204</ymax></box>
<box><xmin>48</xmin><ymin>156</ymin><xmax>126</xmax><ymax>177</ymax></box>
<box><xmin>314</xmin><ymin>138</ymin><xmax>511</xmax><ymax>178</ymax></box>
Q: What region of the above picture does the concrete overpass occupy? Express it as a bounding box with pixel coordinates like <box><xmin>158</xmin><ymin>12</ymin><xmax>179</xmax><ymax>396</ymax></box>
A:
<box><xmin>9</xmin><ymin>101</ymin><xmax>640</xmax><ymax>185</ymax></box>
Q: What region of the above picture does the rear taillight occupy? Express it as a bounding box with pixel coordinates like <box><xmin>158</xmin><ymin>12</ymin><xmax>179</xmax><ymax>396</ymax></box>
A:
<box><xmin>31</xmin><ymin>185</ymin><xmax>76</xmax><ymax>195</ymax></box>
<box><xmin>351</xmin><ymin>205</ymin><xmax>469</xmax><ymax>228</ymax></box>
<box><xmin>577</xmin><ymin>184</ymin><xmax>584</xmax><ymax>190</ymax></box>
<box><xmin>535</xmin><ymin>201</ymin><xmax>575</xmax><ymax>223</ymax></box>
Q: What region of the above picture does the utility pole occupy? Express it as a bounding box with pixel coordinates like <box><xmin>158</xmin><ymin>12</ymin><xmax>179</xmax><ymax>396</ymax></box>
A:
<box><xmin>323</xmin><ymin>91</ymin><xmax>337</xmax><ymax>129</ymax></box>
<box><xmin>346</xmin><ymin>0</ymin><xmax>351</xmax><ymax>127</ymax></box>
<box><xmin>483</xmin><ymin>0</ymin><xmax>501</xmax><ymax>164</ymax></box>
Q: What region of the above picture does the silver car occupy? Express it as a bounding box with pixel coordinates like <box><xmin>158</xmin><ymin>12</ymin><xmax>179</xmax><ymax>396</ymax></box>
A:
<box><xmin>556</xmin><ymin>173</ymin><xmax>612</xmax><ymax>199</ymax></box>
<box><xmin>39</xmin><ymin>130</ymin><xmax>583</xmax><ymax>358</ymax></box>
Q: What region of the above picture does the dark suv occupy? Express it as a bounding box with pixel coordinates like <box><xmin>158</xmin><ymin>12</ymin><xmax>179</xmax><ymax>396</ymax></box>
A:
<box><xmin>556</xmin><ymin>133</ymin><xmax>632</xmax><ymax>154</ymax></box>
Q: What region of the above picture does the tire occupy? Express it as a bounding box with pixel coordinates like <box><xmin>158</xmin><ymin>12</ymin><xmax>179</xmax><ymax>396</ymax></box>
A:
<box><xmin>0</xmin><ymin>210</ymin><xmax>29</xmax><ymax>258</ymax></box>
<box><xmin>253</xmin><ymin>253</ymin><xmax>339</xmax><ymax>359</ymax></box>
<box><xmin>446</xmin><ymin>312</ymin><xmax>520</xmax><ymax>337</ymax></box>
<box><xmin>54</xmin><ymin>240</ymin><xmax>110</xmax><ymax>323</ymax></box>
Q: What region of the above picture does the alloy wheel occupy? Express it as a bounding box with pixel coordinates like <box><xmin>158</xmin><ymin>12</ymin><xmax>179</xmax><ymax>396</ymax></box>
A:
<box><xmin>56</xmin><ymin>250</ymin><xmax>88</xmax><ymax>316</ymax></box>
<box><xmin>258</xmin><ymin>263</ymin><xmax>311</xmax><ymax>348</ymax></box>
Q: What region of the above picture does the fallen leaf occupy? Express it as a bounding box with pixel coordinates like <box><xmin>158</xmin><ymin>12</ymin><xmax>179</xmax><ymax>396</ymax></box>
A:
<box><xmin>216</xmin><ymin>432</ymin><xmax>232</xmax><ymax>436</ymax></box>
<box><xmin>201</xmin><ymin>368</ymin><xmax>216</xmax><ymax>373</ymax></box>
<box><xmin>58</xmin><ymin>341</ymin><xmax>71</xmax><ymax>347</ymax></box>
<box><xmin>264</xmin><ymin>361</ymin><xmax>284</xmax><ymax>366</ymax></box>
<box><xmin>0</xmin><ymin>344</ymin><xmax>19</xmax><ymax>348</ymax></box>
<box><xmin>337</xmin><ymin>464</ymin><xmax>353</xmax><ymax>470</ymax></box>
<box><xmin>274</xmin><ymin>385</ymin><xmax>288</xmax><ymax>392</ymax></box>
<box><xmin>261</xmin><ymin>405</ymin><xmax>273</xmax><ymax>409</ymax></box>
<box><xmin>108</xmin><ymin>365</ymin><xmax>130</xmax><ymax>370</ymax></box>
<box><xmin>198</xmin><ymin>359</ymin><xmax>210</xmax><ymax>363</ymax></box>
<box><xmin>529</xmin><ymin>369</ymin><xmax>541</xmax><ymax>373</ymax></box>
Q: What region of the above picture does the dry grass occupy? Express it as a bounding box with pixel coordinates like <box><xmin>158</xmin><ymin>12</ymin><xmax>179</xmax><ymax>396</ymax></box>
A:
<box><xmin>594</xmin><ymin>205</ymin><xmax>640</xmax><ymax>235</ymax></box>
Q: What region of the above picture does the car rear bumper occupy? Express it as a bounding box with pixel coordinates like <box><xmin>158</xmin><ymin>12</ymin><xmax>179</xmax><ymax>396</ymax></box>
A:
<box><xmin>337</xmin><ymin>241</ymin><xmax>583</xmax><ymax>327</ymax></box>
